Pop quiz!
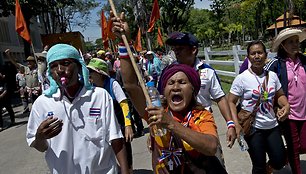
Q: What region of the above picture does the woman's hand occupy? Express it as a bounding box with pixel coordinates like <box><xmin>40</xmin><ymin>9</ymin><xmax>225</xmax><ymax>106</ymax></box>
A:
<box><xmin>226</xmin><ymin>127</ymin><xmax>236</xmax><ymax>148</ymax></box>
<box><xmin>110</xmin><ymin>11</ymin><xmax>130</xmax><ymax>39</ymax></box>
<box><xmin>146</xmin><ymin>106</ymin><xmax>173</xmax><ymax>129</ymax></box>
<box><xmin>277</xmin><ymin>104</ymin><xmax>290</xmax><ymax>122</ymax></box>
<box><xmin>124</xmin><ymin>125</ymin><xmax>134</xmax><ymax>142</ymax></box>
<box><xmin>235</xmin><ymin>123</ymin><xmax>243</xmax><ymax>138</ymax></box>
<box><xmin>275</xmin><ymin>89</ymin><xmax>289</xmax><ymax>122</ymax></box>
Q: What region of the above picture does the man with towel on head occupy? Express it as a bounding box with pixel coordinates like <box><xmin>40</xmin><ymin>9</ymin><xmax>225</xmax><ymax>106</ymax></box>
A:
<box><xmin>26</xmin><ymin>44</ymin><xmax>129</xmax><ymax>174</ymax></box>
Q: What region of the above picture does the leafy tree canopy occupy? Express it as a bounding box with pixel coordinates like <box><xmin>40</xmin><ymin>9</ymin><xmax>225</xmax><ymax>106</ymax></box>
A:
<box><xmin>0</xmin><ymin>0</ymin><xmax>99</xmax><ymax>34</ymax></box>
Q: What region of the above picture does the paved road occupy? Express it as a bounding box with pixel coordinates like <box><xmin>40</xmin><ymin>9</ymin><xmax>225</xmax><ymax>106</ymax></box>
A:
<box><xmin>0</xmin><ymin>104</ymin><xmax>305</xmax><ymax>173</ymax></box>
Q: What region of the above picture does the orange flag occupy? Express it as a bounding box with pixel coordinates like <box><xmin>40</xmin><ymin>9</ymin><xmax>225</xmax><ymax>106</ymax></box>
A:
<box><xmin>134</xmin><ymin>28</ymin><xmax>142</xmax><ymax>51</ymax></box>
<box><xmin>101</xmin><ymin>10</ymin><xmax>109</xmax><ymax>49</ymax></box>
<box><xmin>157</xmin><ymin>27</ymin><xmax>163</xmax><ymax>47</ymax></box>
<box><xmin>107</xmin><ymin>19</ymin><xmax>115</xmax><ymax>40</ymax></box>
<box><xmin>15</xmin><ymin>0</ymin><xmax>31</xmax><ymax>43</ymax></box>
<box><xmin>147</xmin><ymin>0</ymin><xmax>160</xmax><ymax>32</ymax></box>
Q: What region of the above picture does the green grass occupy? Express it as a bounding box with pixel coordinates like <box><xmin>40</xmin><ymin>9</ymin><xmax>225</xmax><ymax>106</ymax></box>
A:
<box><xmin>211</xmin><ymin>64</ymin><xmax>235</xmax><ymax>72</ymax></box>
<box><xmin>221</xmin><ymin>81</ymin><xmax>231</xmax><ymax>94</ymax></box>
<box><xmin>210</xmin><ymin>59</ymin><xmax>236</xmax><ymax>95</ymax></box>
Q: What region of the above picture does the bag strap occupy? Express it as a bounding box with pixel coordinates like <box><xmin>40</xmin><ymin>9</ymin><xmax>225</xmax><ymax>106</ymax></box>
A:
<box><xmin>103</xmin><ymin>77</ymin><xmax>116</xmax><ymax>101</ymax></box>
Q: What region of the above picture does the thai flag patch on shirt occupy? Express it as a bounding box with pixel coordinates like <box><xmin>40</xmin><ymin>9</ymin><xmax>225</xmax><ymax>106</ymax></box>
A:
<box><xmin>89</xmin><ymin>108</ymin><xmax>101</xmax><ymax>117</ymax></box>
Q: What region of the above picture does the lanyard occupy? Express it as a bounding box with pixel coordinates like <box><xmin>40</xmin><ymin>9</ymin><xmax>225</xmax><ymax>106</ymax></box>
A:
<box><xmin>159</xmin><ymin>110</ymin><xmax>193</xmax><ymax>170</ymax></box>
<box><xmin>169</xmin><ymin>110</ymin><xmax>192</xmax><ymax>127</ymax></box>
<box><xmin>249</xmin><ymin>68</ymin><xmax>268</xmax><ymax>101</ymax></box>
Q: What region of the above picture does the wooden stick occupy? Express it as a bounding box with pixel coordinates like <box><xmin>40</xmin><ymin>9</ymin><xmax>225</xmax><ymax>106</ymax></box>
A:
<box><xmin>108</xmin><ymin>0</ymin><xmax>152</xmax><ymax>106</ymax></box>
<box><xmin>30</xmin><ymin>43</ymin><xmax>38</xmax><ymax>64</ymax></box>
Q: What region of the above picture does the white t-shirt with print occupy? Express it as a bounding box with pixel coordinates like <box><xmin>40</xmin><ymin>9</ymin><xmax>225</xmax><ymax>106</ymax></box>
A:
<box><xmin>230</xmin><ymin>70</ymin><xmax>282</xmax><ymax>129</ymax></box>
<box><xmin>26</xmin><ymin>87</ymin><xmax>122</xmax><ymax>174</ymax></box>
<box><xmin>195</xmin><ymin>58</ymin><xmax>225</xmax><ymax>109</ymax></box>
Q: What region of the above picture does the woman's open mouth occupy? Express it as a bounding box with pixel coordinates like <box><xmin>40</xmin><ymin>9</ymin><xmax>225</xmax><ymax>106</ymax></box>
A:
<box><xmin>171</xmin><ymin>94</ymin><xmax>183</xmax><ymax>105</ymax></box>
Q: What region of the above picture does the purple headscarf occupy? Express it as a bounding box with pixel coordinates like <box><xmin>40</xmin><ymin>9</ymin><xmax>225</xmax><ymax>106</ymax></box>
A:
<box><xmin>160</xmin><ymin>64</ymin><xmax>200</xmax><ymax>95</ymax></box>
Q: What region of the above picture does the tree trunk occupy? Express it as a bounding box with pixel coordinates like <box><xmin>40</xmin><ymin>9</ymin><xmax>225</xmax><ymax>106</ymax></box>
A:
<box><xmin>255</xmin><ymin>9</ymin><xmax>259</xmax><ymax>39</ymax></box>
<box><xmin>228</xmin><ymin>32</ymin><xmax>231</xmax><ymax>44</ymax></box>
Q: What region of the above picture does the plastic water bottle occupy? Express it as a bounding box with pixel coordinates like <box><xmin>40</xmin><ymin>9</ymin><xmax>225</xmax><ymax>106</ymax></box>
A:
<box><xmin>147</xmin><ymin>81</ymin><xmax>167</xmax><ymax>136</ymax></box>
<box><xmin>147</xmin><ymin>81</ymin><xmax>162</xmax><ymax>107</ymax></box>
<box><xmin>238</xmin><ymin>133</ymin><xmax>249</xmax><ymax>151</ymax></box>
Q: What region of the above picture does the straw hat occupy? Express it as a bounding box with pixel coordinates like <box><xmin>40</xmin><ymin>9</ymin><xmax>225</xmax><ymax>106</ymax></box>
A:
<box><xmin>271</xmin><ymin>28</ymin><xmax>306</xmax><ymax>52</ymax></box>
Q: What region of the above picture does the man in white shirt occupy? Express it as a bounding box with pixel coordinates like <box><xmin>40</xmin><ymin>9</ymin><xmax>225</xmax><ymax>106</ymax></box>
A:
<box><xmin>26</xmin><ymin>44</ymin><xmax>129</xmax><ymax>174</ymax></box>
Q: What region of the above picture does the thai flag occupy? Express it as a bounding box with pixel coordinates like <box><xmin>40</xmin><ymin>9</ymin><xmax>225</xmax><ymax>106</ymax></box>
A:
<box><xmin>89</xmin><ymin>108</ymin><xmax>101</xmax><ymax>117</ymax></box>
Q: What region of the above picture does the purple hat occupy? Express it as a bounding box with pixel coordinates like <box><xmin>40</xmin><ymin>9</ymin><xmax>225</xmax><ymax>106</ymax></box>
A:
<box><xmin>160</xmin><ymin>64</ymin><xmax>200</xmax><ymax>95</ymax></box>
<box><xmin>166</xmin><ymin>32</ymin><xmax>199</xmax><ymax>47</ymax></box>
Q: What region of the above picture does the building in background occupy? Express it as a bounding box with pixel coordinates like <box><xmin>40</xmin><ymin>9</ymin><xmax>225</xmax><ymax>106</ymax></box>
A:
<box><xmin>0</xmin><ymin>14</ymin><xmax>43</xmax><ymax>65</ymax></box>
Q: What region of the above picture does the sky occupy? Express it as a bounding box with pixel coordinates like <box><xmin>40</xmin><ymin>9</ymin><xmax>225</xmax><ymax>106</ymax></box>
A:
<box><xmin>73</xmin><ymin>0</ymin><xmax>212</xmax><ymax>42</ymax></box>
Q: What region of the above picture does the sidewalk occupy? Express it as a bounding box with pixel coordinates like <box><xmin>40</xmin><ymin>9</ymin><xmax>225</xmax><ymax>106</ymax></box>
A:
<box><xmin>0</xmin><ymin>104</ymin><xmax>305</xmax><ymax>173</ymax></box>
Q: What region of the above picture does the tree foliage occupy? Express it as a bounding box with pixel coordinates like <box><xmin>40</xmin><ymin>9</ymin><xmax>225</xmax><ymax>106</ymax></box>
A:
<box><xmin>85</xmin><ymin>41</ymin><xmax>95</xmax><ymax>51</ymax></box>
<box><xmin>158</xmin><ymin>0</ymin><xmax>195</xmax><ymax>34</ymax></box>
<box><xmin>203</xmin><ymin>0</ymin><xmax>306</xmax><ymax>46</ymax></box>
<box><xmin>3</xmin><ymin>0</ymin><xmax>306</xmax><ymax>49</ymax></box>
<box><xmin>0</xmin><ymin>0</ymin><xmax>99</xmax><ymax>34</ymax></box>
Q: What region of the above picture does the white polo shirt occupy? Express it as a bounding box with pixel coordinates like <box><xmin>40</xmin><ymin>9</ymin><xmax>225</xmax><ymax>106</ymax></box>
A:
<box><xmin>26</xmin><ymin>86</ymin><xmax>123</xmax><ymax>174</ymax></box>
<box><xmin>195</xmin><ymin>58</ymin><xmax>225</xmax><ymax>109</ymax></box>
<box><xmin>112</xmin><ymin>80</ymin><xmax>127</xmax><ymax>103</ymax></box>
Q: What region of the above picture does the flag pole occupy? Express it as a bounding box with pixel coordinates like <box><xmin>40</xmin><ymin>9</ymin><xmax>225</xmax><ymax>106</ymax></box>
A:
<box><xmin>110</xmin><ymin>39</ymin><xmax>116</xmax><ymax>54</ymax></box>
<box><xmin>108</xmin><ymin>0</ymin><xmax>152</xmax><ymax>106</ymax></box>
<box><xmin>30</xmin><ymin>43</ymin><xmax>38</xmax><ymax>64</ymax></box>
